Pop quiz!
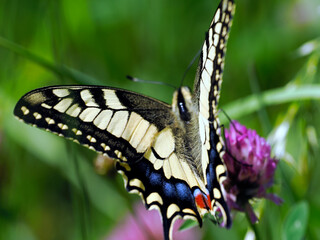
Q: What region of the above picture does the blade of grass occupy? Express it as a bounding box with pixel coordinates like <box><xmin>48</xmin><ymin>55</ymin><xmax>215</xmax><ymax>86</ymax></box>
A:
<box><xmin>221</xmin><ymin>84</ymin><xmax>320</xmax><ymax>122</ymax></box>
<box><xmin>0</xmin><ymin>36</ymin><xmax>102</xmax><ymax>85</ymax></box>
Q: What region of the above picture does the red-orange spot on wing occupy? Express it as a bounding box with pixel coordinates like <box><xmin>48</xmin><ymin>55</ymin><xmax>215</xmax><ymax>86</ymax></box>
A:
<box><xmin>195</xmin><ymin>193</ymin><xmax>212</xmax><ymax>210</ymax></box>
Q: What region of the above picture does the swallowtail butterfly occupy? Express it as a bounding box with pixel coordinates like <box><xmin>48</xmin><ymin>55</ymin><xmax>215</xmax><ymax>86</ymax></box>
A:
<box><xmin>14</xmin><ymin>0</ymin><xmax>235</xmax><ymax>239</ymax></box>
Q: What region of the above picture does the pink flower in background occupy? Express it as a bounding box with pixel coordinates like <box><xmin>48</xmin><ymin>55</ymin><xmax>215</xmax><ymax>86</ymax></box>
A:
<box><xmin>106</xmin><ymin>203</ymin><xmax>201</xmax><ymax>240</ymax></box>
<box><xmin>223</xmin><ymin>120</ymin><xmax>282</xmax><ymax>223</ymax></box>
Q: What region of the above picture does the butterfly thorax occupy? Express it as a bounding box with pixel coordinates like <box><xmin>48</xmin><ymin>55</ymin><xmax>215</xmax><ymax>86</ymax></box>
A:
<box><xmin>172</xmin><ymin>87</ymin><xmax>203</xmax><ymax>180</ymax></box>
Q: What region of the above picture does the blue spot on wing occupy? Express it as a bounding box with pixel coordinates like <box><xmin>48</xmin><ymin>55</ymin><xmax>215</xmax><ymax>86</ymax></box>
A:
<box><xmin>164</xmin><ymin>182</ymin><xmax>175</xmax><ymax>197</ymax></box>
<box><xmin>150</xmin><ymin>172</ymin><xmax>162</xmax><ymax>186</ymax></box>
<box><xmin>176</xmin><ymin>183</ymin><xmax>190</xmax><ymax>200</ymax></box>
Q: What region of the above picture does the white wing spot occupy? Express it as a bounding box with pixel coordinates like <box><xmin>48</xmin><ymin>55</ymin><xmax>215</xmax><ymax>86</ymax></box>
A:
<box><xmin>182</xmin><ymin>208</ymin><xmax>196</xmax><ymax>215</ymax></box>
<box><xmin>213</xmin><ymin>188</ymin><xmax>221</xmax><ymax>199</ymax></box>
<box><xmin>181</xmin><ymin>161</ymin><xmax>199</xmax><ymax>188</ymax></box>
<box><xmin>216</xmin><ymin>142</ymin><xmax>223</xmax><ymax>152</ymax></box>
<box><xmin>45</xmin><ymin>117</ymin><xmax>55</xmax><ymax>125</ymax></box>
<box><xmin>215</xmin><ymin>22</ymin><xmax>222</xmax><ymax>33</ymax></box>
<box><xmin>202</xmin><ymin>44</ymin><xmax>208</xmax><ymax>65</ymax></box>
<box><xmin>163</xmin><ymin>159</ymin><xmax>172</xmax><ymax>179</ymax></box>
<box><xmin>101</xmin><ymin>143</ymin><xmax>111</xmax><ymax>151</ymax></box>
<box><xmin>72</xmin><ymin>128</ymin><xmax>82</xmax><ymax>135</ymax></box>
<box><xmin>167</xmin><ymin>203</ymin><xmax>180</xmax><ymax>219</ymax></box>
<box><xmin>103</xmin><ymin>89</ymin><xmax>126</xmax><ymax>110</ymax></box>
<box><xmin>208</xmin><ymin>45</ymin><xmax>216</xmax><ymax>60</ymax></box>
<box><xmin>144</xmin><ymin>148</ymin><xmax>157</xmax><ymax>164</ymax></box>
<box><xmin>21</xmin><ymin>106</ymin><xmax>29</xmax><ymax>115</ymax></box>
<box><xmin>58</xmin><ymin>123</ymin><xmax>68</xmax><ymax>130</ymax></box>
<box><xmin>129</xmin><ymin>119</ymin><xmax>150</xmax><ymax>148</ymax></box>
<box><xmin>201</xmin><ymin>70</ymin><xmax>211</xmax><ymax>90</ymax></box>
<box><xmin>217</xmin><ymin>53</ymin><xmax>223</xmax><ymax>64</ymax></box>
<box><xmin>33</xmin><ymin>112</ymin><xmax>42</xmax><ymax>120</ymax></box>
<box><xmin>122</xmin><ymin>112</ymin><xmax>143</xmax><ymax>141</ymax></box>
<box><xmin>115</xmin><ymin>150</ymin><xmax>122</xmax><ymax>159</ymax></box>
<box><xmin>205</xmin><ymin>59</ymin><xmax>213</xmax><ymax>75</ymax></box>
<box><xmin>80</xmin><ymin>89</ymin><xmax>99</xmax><ymax>107</ymax></box>
<box><xmin>152</xmin><ymin>128</ymin><xmax>174</xmax><ymax>159</ymax></box>
<box><xmin>87</xmin><ymin>135</ymin><xmax>96</xmax><ymax>143</ymax></box>
<box><xmin>213</xmin><ymin>33</ymin><xmax>219</xmax><ymax>47</ymax></box>
<box><xmin>214</xmin><ymin>8</ymin><xmax>221</xmax><ymax>23</ymax></box>
<box><xmin>66</xmin><ymin>104</ymin><xmax>82</xmax><ymax>117</ymax></box>
<box><xmin>208</xmin><ymin>28</ymin><xmax>214</xmax><ymax>47</ymax></box>
<box><xmin>222</xmin><ymin>26</ymin><xmax>227</xmax><ymax>36</ymax></box>
<box><xmin>129</xmin><ymin>178</ymin><xmax>145</xmax><ymax>191</ymax></box>
<box><xmin>53</xmin><ymin>98</ymin><xmax>73</xmax><ymax>113</ymax></box>
<box><xmin>93</xmin><ymin>109</ymin><xmax>113</xmax><ymax>130</ymax></box>
<box><xmin>225</xmin><ymin>14</ymin><xmax>230</xmax><ymax>24</ymax></box>
<box><xmin>216</xmin><ymin>164</ymin><xmax>226</xmax><ymax>180</ymax></box>
<box><xmin>41</xmin><ymin>103</ymin><xmax>52</xmax><ymax>109</ymax></box>
<box><xmin>228</xmin><ymin>1</ymin><xmax>233</xmax><ymax>11</ymax></box>
<box><xmin>52</xmin><ymin>89</ymin><xmax>70</xmax><ymax>98</ymax></box>
<box><xmin>79</xmin><ymin>108</ymin><xmax>101</xmax><ymax>122</ymax></box>
<box><xmin>168</xmin><ymin>154</ymin><xmax>185</xmax><ymax>181</ymax></box>
<box><xmin>136</xmin><ymin>124</ymin><xmax>158</xmax><ymax>153</ymax></box>
<box><xmin>154</xmin><ymin>159</ymin><xmax>164</xmax><ymax>171</ymax></box>
<box><xmin>107</xmin><ymin>111</ymin><xmax>129</xmax><ymax>137</ymax></box>
<box><xmin>146</xmin><ymin>192</ymin><xmax>163</xmax><ymax>205</ymax></box>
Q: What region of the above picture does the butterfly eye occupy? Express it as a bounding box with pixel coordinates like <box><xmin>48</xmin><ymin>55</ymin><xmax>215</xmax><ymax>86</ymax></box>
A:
<box><xmin>177</xmin><ymin>89</ymin><xmax>191</xmax><ymax>122</ymax></box>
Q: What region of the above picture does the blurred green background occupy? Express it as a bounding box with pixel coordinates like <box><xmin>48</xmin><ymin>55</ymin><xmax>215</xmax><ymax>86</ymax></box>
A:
<box><xmin>1</xmin><ymin>0</ymin><xmax>320</xmax><ymax>239</ymax></box>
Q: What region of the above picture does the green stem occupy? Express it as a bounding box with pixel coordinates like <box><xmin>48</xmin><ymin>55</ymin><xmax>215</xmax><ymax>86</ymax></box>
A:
<box><xmin>246</xmin><ymin>212</ymin><xmax>261</xmax><ymax>240</ymax></box>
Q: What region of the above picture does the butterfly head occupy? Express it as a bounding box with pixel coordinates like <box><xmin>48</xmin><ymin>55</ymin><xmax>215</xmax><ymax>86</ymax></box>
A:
<box><xmin>172</xmin><ymin>86</ymin><xmax>195</xmax><ymax>123</ymax></box>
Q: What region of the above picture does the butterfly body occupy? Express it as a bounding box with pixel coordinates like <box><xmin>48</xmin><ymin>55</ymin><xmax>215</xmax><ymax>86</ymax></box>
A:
<box><xmin>14</xmin><ymin>1</ymin><xmax>235</xmax><ymax>239</ymax></box>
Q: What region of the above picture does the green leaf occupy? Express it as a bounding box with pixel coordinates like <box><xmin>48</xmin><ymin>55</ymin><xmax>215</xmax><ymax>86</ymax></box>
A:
<box><xmin>283</xmin><ymin>201</ymin><xmax>309</xmax><ymax>240</ymax></box>
<box><xmin>179</xmin><ymin>219</ymin><xmax>199</xmax><ymax>231</ymax></box>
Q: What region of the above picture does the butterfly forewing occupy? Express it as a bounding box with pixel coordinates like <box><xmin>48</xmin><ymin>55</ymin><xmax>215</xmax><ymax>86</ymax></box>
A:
<box><xmin>194</xmin><ymin>0</ymin><xmax>235</xmax><ymax>227</ymax></box>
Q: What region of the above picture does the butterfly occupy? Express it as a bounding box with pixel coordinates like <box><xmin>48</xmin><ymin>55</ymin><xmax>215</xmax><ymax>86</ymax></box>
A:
<box><xmin>14</xmin><ymin>0</ymin><xmax>235</xmax><ymax>239</ymax></box>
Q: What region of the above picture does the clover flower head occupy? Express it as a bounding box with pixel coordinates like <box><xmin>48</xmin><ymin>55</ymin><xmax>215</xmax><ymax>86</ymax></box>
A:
<box><xmin>223</xmin><ymin>120</ymin><xmax>282</xmax><ymax>223</ymax></box>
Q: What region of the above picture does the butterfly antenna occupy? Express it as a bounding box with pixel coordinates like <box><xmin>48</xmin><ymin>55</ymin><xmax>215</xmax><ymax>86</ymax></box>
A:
<box><xmin>126</xmin><ymin>75</ymin><xmax>176</xmax><ymax>90</ymax></box>
<box><xmin>179</xmin><ymin>48</ymin><xmax>201</xmax><ymax>86</ymax></box>
<box><xmin>220</xmin><ymin>109</ymin><xmax>241</xmax><ymax>134</ymax></box>
<box><xmin>220</xmin><ymin>109</ymin><xmax>252</xmax><ymax>167</ymax></box>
